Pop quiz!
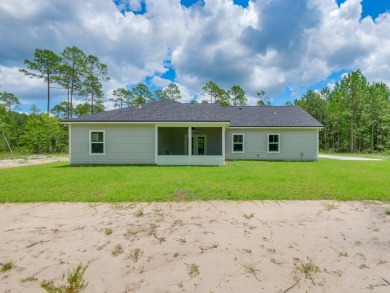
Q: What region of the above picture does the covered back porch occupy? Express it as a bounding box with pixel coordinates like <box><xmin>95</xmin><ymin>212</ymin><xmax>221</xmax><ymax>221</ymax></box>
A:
<box><xmin>156</xmin><ymin>124</ymin><xmax>226</xmax><ymax>165</ymax></box>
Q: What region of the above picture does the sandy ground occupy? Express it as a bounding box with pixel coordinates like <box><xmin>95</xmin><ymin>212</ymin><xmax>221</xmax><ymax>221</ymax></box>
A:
<box><xmin>319</xmin><ymin>154</ymin><xmax>382</xmax><ymax>161</ymax></box>
<box><xmin>0</xmin><ymin>201</ymin><xmax>389</xmax><ymax>293</ymax></box>
<box><xmin>0</xmin><ymin>156</ymin><xmax>68</xmax><ymax>169</ymax></box>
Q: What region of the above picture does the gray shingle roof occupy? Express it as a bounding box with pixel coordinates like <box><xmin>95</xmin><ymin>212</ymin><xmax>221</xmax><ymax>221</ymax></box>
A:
<box><xmin>64</xmin><ymin>99</ymin><xmax>323</xmax><ymax>127</ymax></box>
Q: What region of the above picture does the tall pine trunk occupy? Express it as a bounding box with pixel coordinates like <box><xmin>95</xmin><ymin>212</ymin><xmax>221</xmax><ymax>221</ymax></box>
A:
<box><xmin>47</xmin><ymin>73</ymin><xmax>50</xmax><ymax>114</ymax></box>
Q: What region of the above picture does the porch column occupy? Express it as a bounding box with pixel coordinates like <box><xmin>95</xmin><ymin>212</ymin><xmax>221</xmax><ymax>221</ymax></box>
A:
<box><xmin>188</xmin><ymin>127</ymin><xmax>192</xmax><ymax>164</ymax></box>
<box><xmin>154</xmin><ymin>125</ymin><xmax>158</xmax><ymax>164</ymax></box>
<box><xmin>222</xmin><ymin>126</ymin><xmax>225</xmax><ymax>162</ymax></box>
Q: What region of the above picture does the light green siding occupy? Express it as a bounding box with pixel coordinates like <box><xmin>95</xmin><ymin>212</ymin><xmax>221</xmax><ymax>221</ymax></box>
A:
<box><xmin>225</xmin><ymin>128</ymin><xmax>318</xmax><ymax>161</ymax></box>
<box><xmin>70</xmin><ymin>124</ymin><xmax>155</xmax><ymax>165</ymax></box>
<box><xmin>69</xmin><ymin>124</ymin><xmax>319</xmax><ymax>165</ymax></box>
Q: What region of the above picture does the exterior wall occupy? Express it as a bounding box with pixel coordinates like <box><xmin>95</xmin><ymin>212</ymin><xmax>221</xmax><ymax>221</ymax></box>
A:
<box><xmin>157</xmin><ymin>155</ymin><xmax>224</xmax><ymax>166</ymax></box>
<box><xmin>70</xmin><ymin>124</ymin><xmax>155</xmax><ymax>165</ymax></box>
<box><xmin>69</xmin><ymin>124</ymin><xmax>319</xmax><ymax>165</ymax></box>
<box><xmin>225</xmin><ymin>128</ymin><xmax>318</xmax><ymax>161</ymax></box>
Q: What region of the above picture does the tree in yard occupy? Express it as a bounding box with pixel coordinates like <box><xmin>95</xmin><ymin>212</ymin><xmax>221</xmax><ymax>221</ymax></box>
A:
<box><xmin>0</xmin><ymin>105</ymin><xmax>29</xmax><ymax>153</ymax></box>
<box><xmin>154</xmin><ymin>89</ymin><xmax>168</xmax><ymax>101</ymax></box>
<box><xmin>131</xmin><ymin>83</ymin><xmax>154</xmax><ymax>105</ymax></box>
<box><xmin>227</xmin><ymin>85</ymin><xmax>247</xmax><ymax>106</ymax></box>
<box><xmin>0</xmin><ymin>92</ymin><xmax>20</xmax><ymax>112</ymax></box>
<box><xmin>334</xmin><ymin>69</ymin><xmax>368</xmax><ymax>152</ymax></box>
<box><xmin>19</xmin><ymin>49</ymin><xmax>62</xmax><ymax>114</ymax></box>
<box><xmin>162</xmin><ymin>83</ymin><xmax>181</xmax><ymax>100</ymax></box>
<box><xmin>0</xmin><ymin>105</ymin><xmax>13</xmax><ymax>153</ymax></box>
<box><xmin>256</xmin><ymin>90</ymin><xmax>271</xmax><ymax>106</ymax></box>
<box><xmin>51</xmin><ymin>101</ymin><xmax>74</xmax><ymax>119</ymax></box>
<box><xmin>365</xmin><ymin>82</ymin><xmax>390</xmax><ymax>152</ymax></box>
<box><xmin>295</xmin><ymin>89</ymin><xmax>328</xmax><ymax>148</ymax></box>
<box><xmin>201</xmin><ymin>81</ymin><xmax>229</xmax><ymax>105</ymax></box>
<box><xmin>59</xmin><ymin>46</ymin><xmax>87</xmax><ymax>118</ymax></box>
<box><xmin>30</xmin><ymin>104</ymin><xmax>42</xmax><ymax>116</ymax></box>
<box><xmin>109</xmin><ymin>88</ymin><xmax>133</xmax><ymax>109</ymax></box>
<box><xmin>21</xmin><ymin>114</ymin><xmax>66</xmax><ymax>153</ymax></box>
<box><xmin>79</xmin><ymin>55</ymin><xmax>110</xmax><ymax>114</ymax></box>
<box><xmin>74</xmin><ymin>101</ymin><xmax>104</xmax><ymax>117</ymax></box>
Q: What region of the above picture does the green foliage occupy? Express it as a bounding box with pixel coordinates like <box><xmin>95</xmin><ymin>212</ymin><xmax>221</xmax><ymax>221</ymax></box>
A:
<box><xmin>201</xmin><ymin>81</ymin><xmax>229</xmax><ymax>105</ymax></box>
<box><xmin>79</xmin><ymin>55</ymin><xmax>110</xmax><ymax>114</ymax></box>
<box><xmin>41</xmin><ymin>263</ymin><xmax>89</xmax><ymax>293</ymax></box>
<box><xmin>0</xmin><ymin>105</ymin><xmax>28</xmax><ymax>153</ymax></box>
<box><xmin>59</xmin><ymin>46</ymin><xmax>87</xmax><ymax>118</ymax></box>
<box><xmin>19</xmin><ymin>49</ymin><xmax>62</xmax><ymax>114</ymax></box>
<box><xmin>201</xmin><ymin>82</ymin><xmax>248</xmax><ymax>106</ymax></box>
<box><xmin>256</xmin><ymin>90</ymin><xmax>271</xmax><ymax>106</ymax></box>
<box><xmin>1</xmin><ymin>261</ymin><xmax>14</xmax><ymax>272</ymax></box>
<box><xmin>51</xmin><ymin>101</ymin><xmax>74</xmax><ymax>119</ymax></box>
<box><xmin>0</xmin><ymin>92</ymin><xmax>20</xmax><ymax>112</ymax></box>
<box><xmin>131</xmin><ymin>82</ymin><xmax>154</xmax><ymax>105</ymax></box>
<box><xmin>296</xmin><ymin>70</ymin><xmax>390</xmax><ymax>153</ymax></box>
<box><xmin>109</xmin><ymin>88</ymin><xmax>133</xmax><ymax>109</ymax></box>
<box><xmin>74</xmin><ymin>102</ymin><xmax>104</xmax><ymax>117</ymax></box>
<box><xmin>0</xmin><ymin>160</ymin><xmax>389</xmax><ymax>202</ymax></box>
<box><xmin>162</xmin><ymin>83</ymin><xmax>181</xmax><ymax>100</ymax></box>
<box><xmin>21</xmin><ymin>114</ymin><xmax>67</xmax><ymax>153</ymax></box>
<box><xmin>228</xmin><ymin>85</ymin><xmax>247</xmax><ymax>106</ymax></box>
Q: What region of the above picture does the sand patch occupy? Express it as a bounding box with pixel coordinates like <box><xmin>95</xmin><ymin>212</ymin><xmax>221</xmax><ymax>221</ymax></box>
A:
<box><xmin>0</xmin><ymin>155</ymin><xmax>68</xmax><ymax>169</ymax></box>
<box><xmin>0</xmin><ymin>201</ymin><xmax>389</xmax><ymax>292</ymax></box>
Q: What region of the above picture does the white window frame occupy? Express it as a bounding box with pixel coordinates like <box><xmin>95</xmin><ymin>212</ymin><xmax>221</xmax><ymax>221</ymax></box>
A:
<box><xmin>89</xmin><ymin>130</ymin><xmax>105</xmax><ymax>155</ymax></box>
<box><xmin>267</xmin><ymin>133</ymin><xmax>280</xmax><ymax>153</ymax></box>
<box><xmin>232</xmin><ymin>133</ymin><xmax>244</xmax><ymax>153</ymax></box>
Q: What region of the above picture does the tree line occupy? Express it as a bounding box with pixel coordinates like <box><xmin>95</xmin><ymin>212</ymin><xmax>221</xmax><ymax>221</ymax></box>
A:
<box><xmin>0</xmin><ymin>105</ymin><xmax>67</xmax><ymax>154</ymax></box>
<box><xmin>294</xmin><ymin>70</ymin><xmax>390</xmax><ymax>153</ymax></box>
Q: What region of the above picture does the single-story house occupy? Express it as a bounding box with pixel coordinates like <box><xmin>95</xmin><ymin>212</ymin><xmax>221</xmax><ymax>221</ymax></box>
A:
<box><xmin>63</xmin><ymin>99</ymin><xmax>323</xmax><ymax>166</ymax></box>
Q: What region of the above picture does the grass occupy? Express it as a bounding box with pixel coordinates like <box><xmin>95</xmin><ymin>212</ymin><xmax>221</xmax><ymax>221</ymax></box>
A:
<box><xmin>126</xmin><ymin>248</ymin><xmax>144</xmax><ymax>263</ymax></box>
<box><xmin>240</xmin><ymin>262</ymin><xmax>261</xmax><ymax>281</ymax></box>
<box><xmin>1</xmin><ymin>261</ymin><xmax>14</xmax><ymax>272</ymax></box>
<box><xmin>294</xmin><ymin>258</ymin><xmax>321</xmax><ymax>285</ymax></box>
<box><xmin>20</xmin><ymin>275</ymin><xmax>38</xmax><ymax>283</ymax></box>
<box><xmin>243</xmin><ymin>212</ymin><xmax>255</xmax><ymax>220</ymax></box>
<box><xmin>111</xmin><ymin>244</ymin><xmax>124</xmax><ymax>256</ymax></box>
<box><xmin>186</xmin><ymin>263</ymin><xmax>200</xmax><ymax>278</ymax></box>
<box><xmin>104</xmin><ymin>228</ymin><xmax>113</xmax><ymax>236</ymax></box>
<box><xmin>0</xmin><ymin>160</ymin><xmax>389</xmax><ymax>202</ymax></box>
<box><xmin>41</xmin><ymin>263</ymin><xmax>88</xmax><ymax>293</ymax></box>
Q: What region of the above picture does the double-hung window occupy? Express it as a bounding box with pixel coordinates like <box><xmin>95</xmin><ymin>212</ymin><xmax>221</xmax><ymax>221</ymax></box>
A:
<box><xmin>90</xmin><ymin>130</ymin><xmax>105</xmax><ymax>155</ymax></box>
<box><xmin>232</xmin><ymin>134</ymin><xmax>244</xmax><ymax>153</ymax></box>
<box><xmin>268</xmin><ymin>134</ymin><xmax>280</xmax><ymax>153</ymax></box>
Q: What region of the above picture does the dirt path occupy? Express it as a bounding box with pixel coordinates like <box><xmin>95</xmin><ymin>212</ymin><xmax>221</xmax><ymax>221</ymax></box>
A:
<box><xmin>319</xmin><ymin>154</ymin><xmax>382</xmax><ymax>161</ymax></box>
<box><xmin>0</xmin><ymin>155</ymin><xmax>68</xmax><ymax>169</ymax></box>
<box><xmin>1</xmin><ymin>201</ymin><xmax>389</xmax><ymax>292</ymax></box>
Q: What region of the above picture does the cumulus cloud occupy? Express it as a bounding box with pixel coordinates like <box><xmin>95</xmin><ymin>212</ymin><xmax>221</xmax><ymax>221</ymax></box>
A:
<box><xmin>0</xmin><ymin>0</ymin><xmax>389</xmax><ymax>111</ymax></box>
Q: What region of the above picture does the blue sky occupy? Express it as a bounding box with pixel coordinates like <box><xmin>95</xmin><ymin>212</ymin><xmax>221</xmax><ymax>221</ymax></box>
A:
<box><xmin>0</xmin><ymin>0</ymin><xmax>390</xmax><ymax>112</ymax></box>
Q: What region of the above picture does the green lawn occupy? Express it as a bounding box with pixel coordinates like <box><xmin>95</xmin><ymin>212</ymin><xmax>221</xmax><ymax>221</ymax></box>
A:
<box><xmin>0</xmin><ymin>159</ymin><xmax>389</xmax><ymax>202</ymax></box>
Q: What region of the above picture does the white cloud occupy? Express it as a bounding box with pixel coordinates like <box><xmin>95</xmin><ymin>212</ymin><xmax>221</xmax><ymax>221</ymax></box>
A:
<box><xmin>151</xmin><ymin>76</ymin><xmax>171</xmax><ymax>87</ymax></box>
<box><xmin>0</xmin><ymin>0</ymin><xmax>389</xmax><ymax>110</ymax></box>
